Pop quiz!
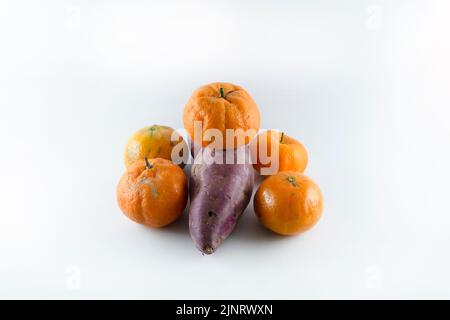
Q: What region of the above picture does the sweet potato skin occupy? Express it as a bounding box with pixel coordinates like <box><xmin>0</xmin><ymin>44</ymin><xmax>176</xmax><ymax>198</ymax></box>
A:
<box><xmin>189</xmin><ymin>146</ymin><xmax>254</xmax><ymax>254</ymax></box>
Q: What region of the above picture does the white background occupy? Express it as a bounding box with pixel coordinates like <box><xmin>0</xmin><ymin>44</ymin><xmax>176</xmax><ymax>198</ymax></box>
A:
<box><xmin>1</xmin><ymin>0</ymin><xmax>450</xmax><ymax>299</ymax></box>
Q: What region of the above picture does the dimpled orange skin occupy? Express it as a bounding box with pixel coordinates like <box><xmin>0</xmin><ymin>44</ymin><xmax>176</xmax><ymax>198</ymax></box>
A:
<box><xmin>254</xmin><ymin>171</ymin><xmax>323</xmax><ymax>235</ymax></box>
<box><xmin>251</xmin><ymin>130</ymin><xmax>308</xmax><ymax>175</ymax></box>
<box><xmin>124</xmin><ymin>125</ymin><xmax>187</xmax><ymax>168</ymax></box>
<box><xmin>116</xmin><ymin>158</ymin><xmax>188</xmax><ymax>228</ymax></box>
<box><xmin>183</xmin><ymin>82</ymin><xmax>261</xmax><ymax>149</ymax></box>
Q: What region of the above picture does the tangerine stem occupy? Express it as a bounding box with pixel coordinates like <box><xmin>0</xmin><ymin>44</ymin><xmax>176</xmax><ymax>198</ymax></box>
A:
<box><xmin>219</xmin><ymin>87</ymin><xmax>225</xmax><ymax>98</ymax></box>
<box><xmin>145</xmin><ymin>157</ymin><xmax>153</xmax><ymax>169</ymax></box>
<box><xmin>280</xmin><ymin>132</ymin><xmax>285</xmax><ymax>143</ymax></box>
<box><xmin>287</xmin><ymin>176</ymin><xmax>298</xmax><ymax>186</ymax></box>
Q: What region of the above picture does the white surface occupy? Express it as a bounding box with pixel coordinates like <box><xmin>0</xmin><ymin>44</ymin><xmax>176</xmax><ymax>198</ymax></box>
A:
<box><xmin>1</xmin><ymin>0</ymin><xmax>450</xmax><ymax>299</ymax></box>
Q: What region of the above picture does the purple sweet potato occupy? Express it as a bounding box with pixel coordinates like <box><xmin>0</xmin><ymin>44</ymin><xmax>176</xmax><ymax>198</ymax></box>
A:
<box><xmin>189</xmin><ymin>146</ymin><xmax>254</xmax><ymax>254</ymax></box>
